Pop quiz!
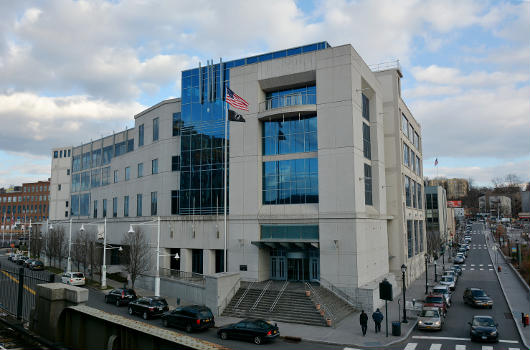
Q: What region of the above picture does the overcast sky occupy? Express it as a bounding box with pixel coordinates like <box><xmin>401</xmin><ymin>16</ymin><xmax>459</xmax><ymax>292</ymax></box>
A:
<box><xmin>0</xmin><ymin>0</ymin><xmax>528</xmax><ymax>188</ymax></box>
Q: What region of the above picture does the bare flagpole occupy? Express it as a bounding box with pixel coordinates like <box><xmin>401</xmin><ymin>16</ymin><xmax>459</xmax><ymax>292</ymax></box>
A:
<box><xmin>223</xmin><ymin>85</ymin><xmax>228</xmax><ymax>272</ymax></box>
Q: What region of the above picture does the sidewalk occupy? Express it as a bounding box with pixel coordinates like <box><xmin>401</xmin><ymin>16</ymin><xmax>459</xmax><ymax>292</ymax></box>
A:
<box><xmin>215</xmin><ymin>268</ymin><xmax>443</xmax><ymax>348</ymax></box>
<box><xmin>485</xmin><ymin>228</ymin><xmax>530</xmax><ymax>349</ymax></box>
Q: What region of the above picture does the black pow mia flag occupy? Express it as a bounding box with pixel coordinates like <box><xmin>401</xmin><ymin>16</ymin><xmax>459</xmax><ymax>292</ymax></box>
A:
<box><xmin>228</xmin><ymin>109</ymin><xmax>246</xmax><ymax>122</ymax></box>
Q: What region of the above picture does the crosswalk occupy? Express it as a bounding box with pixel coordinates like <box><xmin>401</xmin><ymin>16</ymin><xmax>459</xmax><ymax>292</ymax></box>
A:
<box><xmin>460</xmin><ymin>264</ymin><xmax>494</xmax><ymax>271</ymax></box>
<box><xmin>344</xmin><ymin>344</ymin><xmax>520</xmax><ymax>350</ymax></box>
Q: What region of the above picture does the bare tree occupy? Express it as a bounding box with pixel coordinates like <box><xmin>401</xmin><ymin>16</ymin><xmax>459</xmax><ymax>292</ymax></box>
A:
<box><xmin>72</xmin><ymin>232</ymin><xmax>85</xmax><ymax>272</ymax></box>
<box><xmin>121</xmin><ymin>228</ymin><xmax>151</xmax><ymax>288</ymax></box>
<box><xmin>43</xmin><ymin>229</ymin><xmax>54</xmax><ymax>266</ymax></box>
<box><xmin>54</xmin><ymin>227</ymin><xmax>66</xmax><ymax>270</ymax></box>
<box><xmin>426</xmin><ymin>230</ymin><xmax>443</xmax><ymax>259</ymax></box>
<box><xmin>30</xmin><ymin>227</ymin><xmax>42</xmax><ymax>259</ymax></box>
<box><xmin>84</xmin><ymin>229</ymin><xmax>102</xmax><ymax>281</ymax></box>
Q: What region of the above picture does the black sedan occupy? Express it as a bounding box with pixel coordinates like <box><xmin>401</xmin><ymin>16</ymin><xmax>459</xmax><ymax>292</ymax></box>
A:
<box><xmin>105</xmin><ymin>288</ymin><xmax>137</xmax><ymax>306</ymax></box>
<box><xmin>464</xmin><ymin>288</ymin><xmax>493</xmax><ymax>308</ymax></box>
<box><xmin>128</xmin><ymin>297</ymin><xmax>168</xmax><ymax>320</ymax></box>
<box><xmin>29</xmin><ymin>260</ymin><xmax>44</xmax><ymax>270</ymax></box>
<box><xmin>217</xmin><ymin>319</ymin><xmax>280</xmax><ymax>345</ymax></box>
<box><xmin>161</xmin><ymin>305</ymin><xmax>214</xmax><ymax>332</ymax></box>
<box><xmin>469</xmin><ymin>316</ymin><xmax>499</xmax><ymax>342</ymax></box>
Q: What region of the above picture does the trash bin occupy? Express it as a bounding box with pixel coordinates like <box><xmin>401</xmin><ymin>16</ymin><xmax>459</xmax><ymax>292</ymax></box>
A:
<box><xmin>392</xmin><ymin>321</ymin><xmax>401</xmax><ymax>336</ymax></box>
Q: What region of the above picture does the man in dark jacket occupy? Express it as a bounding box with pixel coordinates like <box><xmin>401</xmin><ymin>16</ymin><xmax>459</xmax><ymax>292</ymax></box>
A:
<box><xmin>372</xmin><ymin>308</ymin><xmax>384</xmax><ymax>333</ymax></box>
<box><xmin>360</xmin><ymin>310</ymin><xmax>368</xmax><ymax>336</ymax></box>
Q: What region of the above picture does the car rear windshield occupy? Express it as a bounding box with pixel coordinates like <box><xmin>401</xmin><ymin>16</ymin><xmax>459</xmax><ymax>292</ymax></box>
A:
<box><xmin>152</xmin><ymin>300</ymin><xmax>167</xmax><ymax>306</ymax></box>
<box><xmin>73</xmin><ymin>273</ymin><xmax>84</xmax><ymax>278</ymax></box>
<box><xmin>472</xmin><ymin>317</ymin><xmax>495</xmax><ymax>327</ymax></box>
<box><xmin>433</xmin><ymin>288</ymin><xmax>446</xmax><ymax>294</ymax></box>
<box><xmin>442</xmin><ymin>276</ymin><xmax>453</xmax><ymax>282</ymax></box>
<box><xmin>421</xmin><ymin>310</ymin><xmax>439</xmax><ymax>317</ymax></box>
<box><xmin>426</xmin><ymin>297</ymin><xmax>443</xmax><ymax>303</ymax></box>
<box><xmin>199</xmin><ymin>310</ymin><xmax>213</xmax><ymax>318</ymax></box>
<box><xmin>472</xmin><ymin>290</ymin><xmax>486</xmax><ymax>297</ymax></box>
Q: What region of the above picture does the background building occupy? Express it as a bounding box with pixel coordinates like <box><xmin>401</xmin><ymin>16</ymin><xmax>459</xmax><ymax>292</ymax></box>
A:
<box><xmin>479</xmin><ymin>194</ymin><xmax>512</xmax><ymax>218</ymax></box>
<box><xmin>49</xmin><ymin>147</ymin><xmax>72</xmax><ymax>220</ymax></box>
<box><xmin>425</xmin><ymin>186</ymin><xmax>448</xmax><ymax>257</ymax></box>
<box><xmin>428</xmin><ymin>178</ymin><xmax>469</xmax><ymax>200</ymax></box>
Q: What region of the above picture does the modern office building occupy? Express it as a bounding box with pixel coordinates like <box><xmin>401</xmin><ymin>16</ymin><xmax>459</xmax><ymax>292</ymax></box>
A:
<box><xmin>425</xmin><ymin>186</ymin><xmax>448</xmax><ymax>256</ymax></box>
<box><xmin>48</xmin><ymin>42</ymin><xmax>426</xmax><ymax>310</ymax></box>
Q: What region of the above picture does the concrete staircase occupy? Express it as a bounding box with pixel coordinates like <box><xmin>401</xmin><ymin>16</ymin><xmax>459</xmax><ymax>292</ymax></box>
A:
<box><xmin>222</xmin><ymin>281</ymin><xmax>327</xmax><ymax>326</ymax></box>
<box><xmin>312</xmin><ymin>285</ymin><xmax>357</xmax><ymax>324</ymax></box>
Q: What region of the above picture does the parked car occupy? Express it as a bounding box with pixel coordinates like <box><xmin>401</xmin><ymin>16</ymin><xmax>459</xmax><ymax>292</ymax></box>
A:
<box><xmin>128</xmin><ymin>297</ymin><xmax>169</xmax><ymax>320</ymax></box>
<box><xmin>443</xmin><ymin>270</ymin><xmax>458</xmax><ymax>283</ymax></box>
<box><xmin>61</xmin><ymin>272</ymin><xmax>86</xmax><ymax>286</ymax></box>
<box><xmin>16</xmin><ymin>256</ymin><xmax>29</xmax><ymax>265</ymax></box>
<box><xmin>451</xmin><ymin>265</ymin><xmax>463</xmax><ymax>276</ymax></box>
<box><xmin>8</xmin><ymin>253</ymin><xmax>20</xmax><ymax>262</ymax></box>
<box><xmin>161</xmin><ymin>305</ymin><xmax>214</xmax><ymax>332</ymax></box>
<box><xmin>469</xmin><ymin>316</ymin><xmax>499</xmax><ymax>342</ymax></box>
<box><xmin>454</xmin><ymin>255</ymin><xmax>465</xmax><ymax>264</ymax></box>
<box><xmin>217</xmin><ymin>319</ymin><xmax>280</xmax><ymax>345</ymax></box>
<box><xmin>24</xmin><ymin>259</ymin><xmax>36</xmax><ymax>268</ymax></box>
<box><xmin>105</xmin><ymin>288</ymin><xmax>137</xmax><ymax>306</ymax></box>
<box><xmin>417</xmin><ymin>307</ymin><xmax>444</xmax><ymax>331</ymax></box>
<box><xmin>463</xmin><ymin>288</ymin><xmax>493</xmax><ymax>308</ymax></box>
<box><xmin>440</xmin><ymin>275</ymin><xmax>456</xmax><ymax>291</ymax></box>
<box><xmin>424</xmin><ymin>294</ymin><xmax>447</xmax><ymax>316</ymax></box>
<box><xmin>29</xmin><ymin>260</ymin><xmax>44</xmax><ymax>271</ymax></box>
<box><xmin>432</xmin><ymin>285</ymin><xmax>451</xmax><ymax>307</ymax></box>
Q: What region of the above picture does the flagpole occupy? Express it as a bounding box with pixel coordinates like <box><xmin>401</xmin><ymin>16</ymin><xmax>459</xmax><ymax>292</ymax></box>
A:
<box><xmin>223</xmin><ymin>88</ymin><xmax>228</xmax><ymax>273</ymax></box>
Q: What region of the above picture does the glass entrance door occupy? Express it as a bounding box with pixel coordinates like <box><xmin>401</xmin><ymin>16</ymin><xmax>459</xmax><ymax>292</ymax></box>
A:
<box><xmin>287</xmin><ymin>258</ymin><xmax>302</xmax><ymax>281</ymax></box>
<box><xmin>271</xmin><ymin>256</ymin><xmax>286</xmax><ymax>280</ymax></box>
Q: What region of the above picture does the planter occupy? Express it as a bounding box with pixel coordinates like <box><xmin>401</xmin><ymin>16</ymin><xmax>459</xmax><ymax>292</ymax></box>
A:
<box><xmin>305</xmin><ymin>290</ymin><xmax>311</xmax><ymax>297</ymax></box>
<box><xmin>315</xmin><ymin>304</ymin><xmax>321</xmax><ymax>310</ymax></box>
<box><xmin>326</xmin><ymin>318</ymin><xmax>332</xmax><ymax>327</ymax></box>
<box><xmin>320</xmin><ymin>309</ymin><xmax>325</xmax><ymax>316</ymax></box>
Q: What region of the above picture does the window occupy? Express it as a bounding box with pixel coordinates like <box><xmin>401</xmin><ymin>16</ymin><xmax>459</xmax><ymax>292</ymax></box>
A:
<box><xmin>67</xmin><ymin>169</ymin><xmax>70</xmax><ymax>175</ymax></box>
<box><xmin>58</xmin><ymin>184</ymin><xmax>62</xmax><ymax>191</ymax></box>
<box><xmin>404</xmin><ymin>176</ymin><xmax>411</xmax><ymax>207</ymax></box>
<box><xmin>411</xmin><ymin>151</ymin><xmax>416</xmax><ymax>173</ymax></box>
<box><xmin>72</xmin><ymin>173</ymin><xmax>80</xmax><ymax>192</ymax></box>
<box><xmin>265</xmin><ymin>84</ymin><xmax>316</xmax><ymax>110</ymax></box>
<box><xmin>71</xmin><ymin>195</ymin><xmax>79</xmax><ymax>216</ymax></box>
<box><xmin>127</xmin><ymin>138</ymin><xmax>134</xmax><ymax>152</ymax></box>
<box><xmin>91</xmin><ymin>149</ymin><xmax>101</xmax><ymax>167</ymax></box>
<box><xmin>102</xmin><ymin>146</ymin><xmax>113</xmax><ymax>165</ymax></box>
<box><xmin>173</xmin><ymin>112</ymin><xmax>181</xmax><ymax>136</ymax></box>
<box><xmin>412</xmin><ymin>180</ymin><xmax>417</xmax><ymax>208</ymax></box>
<box><xmin>419</xmin><ymin>221</ymin><xmax>424</xmax><ymax>252</ymax></box>
<box><xmin>60</xmin><ymin>150</ymin><xmax>63</xmax><ymax>158</ymax></box>
<box><xmin>114</xmin><ymin>170</ymin><xmax>119</xmax><ymax>183</ymax></box>
<box><xmin>414</xmin><ymin>131</ymin><xmax>420</xmax><ymax>150</ymax></box>
<box><xmin>171</xmin><ymin>156</ymin><xmax>180</xmax><ymax>171</ymax></box>
<box><xmin>102</xmin><ymin>199</ymin><xmax>107</xmax><ymax>218</ymax></box>
<box><xmin>362</xmin><ymin>93</ymin><xmax>370</xmax><ymax>121</ymax></box>
<box><xmin>114</xmin><ymin>141</ymin><xmax>126</xmax><ymax>157</ymax></box>
<box><xmin>153</xmin><ymin>118</ymin><xmax>159</xmax><ymax>141</ymax></box>
<box><xmin>402</xmin><ymin>114</ymin><xmax>409</xmax><ymax>138</ymax></box>
<box><xmin>65</xmin><ymin>200</ymin><xmax>69</xmax><ymax>208</ymax></box>
<box><xmin>262</xmin><ymin>158</ymin><xmax>318</xmax><ymax>205</ymax></box>
<box><xmin>138</xmin><ymin>124</ymin><xmax>144</xmax><ymax>147</ymax></box>
<box><xmin>171</xmin><ymin>190</ymin><xmax>179</xmax><ymax>215</ymax></box>
<box><xmin>124</xmin><ymin>196</ymin><xmax>129</xmax><ymax>217</ymax></box>
<box><xmin>53</xmin><ymin>151</ymin><xmax>58</xmax><ymax>158</ymax></box>
<box><xmin>152</xmin><ymin>159</ymin><xmax>158</xmax><ymax>174</ymax></box>
<box><xmin>125</xmin><ymin>167</ymin><xmax>130</xmax><ymax>181</ymax></box>
<box><xmin>364</xmin><ymin>164</ymin><xmax>373</xmax><ymax>205</ymax></box>
<box><xmin>403</xmin><ymin>143</ymin><xmax>410</xmax><ymax>167</ymax></box>
<box><xmin>136</xmin><ymin>194</ymin><xmax>143</xmax><ymax>216</ymax></box>
<box><xmin>414</xmin><ymin>220</ymin><xmax>419</xmax><ymax>255</ymax></box>
<box><xmin>82</xmin><ymin>152</ymin><xmax>91</xmax><ymax>170</ymax></box>
<box><xmin>407</xmin><ymin>220</ymin><xmax>413</xmax><ymax>258</ymax></box>
<box><xmin>151</xmin><ymin>192</ymin><xmax>157</xmax><ymax>215</ymax></box>
<box><xmin>416</xmin><ymin>156</ymin><xmax>421</xmax><ymax>176</ymax></box>
<box><xmin>102</xmin><ymin>167</ymin><xmax>110</xmax><ymax>186</ymax></box>
<box><xmin>93</xmin><ymin>200</ymin><xmax>98</xmax><ymax>218</ymax></box>
<box><xmin>363</xmin><ymin>123</ymin><xmax>371</xmax><ymax>159</ymax></box>
<box><xmin>68</xmin><ymin>150</ymin><xmax>71</xmax><ymax>157</ymax></box>
<box><xmin>137</xmin><ymin>163</ymin><xmax>143</xmax><ymax>177</ymax></box>
<box><xmin>72</xmin><ymin>155</ymin><xmax>81</xmax><ymax>172</ymax></box>
<box><xmin>80</xmin><ymin>194</ymin><xmax>90</xmax><ymax>216</ymax></box>
<box><xmin>91</xmin><ymin>169</ymin><xmax>101</xmax><ymax>188</ymax></box>
<box><xmin>81</xmin><ymin>171</ymin><xmax>90</xmax><ymax>191</ymax></box>
<box><xmin>113</xmin><ymin>197</ymin><xmax>118</xmax><ymax>217</ymax></box>
<box><xmin>417</xmin><ymin>183</ymin><xmax>422</xmax><ymax>209</ymax></box>
<box><xmin>262</xmin><ymin>115</ymin><xmax>317</xmax><ymax>155</ymax></box>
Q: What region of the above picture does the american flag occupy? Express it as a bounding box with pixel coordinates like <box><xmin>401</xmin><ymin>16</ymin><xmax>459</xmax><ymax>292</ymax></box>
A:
<box><xmin>225</xmin><ymin>87</ymin><xmax>249</xmax><ymax>111</ymax></box>
<box><xmin>434</xmin><ymin>158</ymin><xmax>438</xmax><ymax>166</ymax></box>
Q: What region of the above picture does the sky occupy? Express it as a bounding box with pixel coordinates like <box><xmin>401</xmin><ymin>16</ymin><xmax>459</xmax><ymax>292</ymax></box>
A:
<box><xmin>0</xmin><ymin>0</ymin><xmax>528</xmax><ymax>188</ymax></box>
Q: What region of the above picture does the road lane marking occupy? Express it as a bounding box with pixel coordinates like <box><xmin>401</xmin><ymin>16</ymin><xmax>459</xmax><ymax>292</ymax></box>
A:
<box><xmin>403</xmin><ymin>343</ymin><xmax>417</xmax><ymax>350</ymax></box>
<box><xmin>481</xmin><ymin>346</ymin><xmax>493</xmax><ymax>350</ymax></box>
<box><xmin>488</xmin><ymin>264</ymin><xmax>492</xmax><ymax>266</ymax></box>
<box><xmin>499</xmin><ymin>340</ymin><xmax>521</xmax><ymax>344</ymax></box>
<box><xmin>480</xmin><ymin>268</ymin><xmax>484</xmax><ymax>270</ymax></box>
<box><xmin>479</xmin><ymin>264</ymin><xmax>484</xmax><ymax>266</ymax></box>
<box><xmin>0</xmin><ymin>270</ymin><xmax>36</xmax><ymax>295</ymax></box>
<box><xmin>343</xmin><ymin>348</ymin><xmax>361</xmax><ymax>350</ymax></box>
<box><xmin>413</xmin><ymin>336</ymin><xmax>520</xmax><ymax>344</ymax></box>
<box><xmin>489</xmin><ymin>268</ymin><xmax>493</xmax><ymax>271</ymax></box>
<box><xmin>508</xmin><ymin>348</ymin><xmax>521</xmax><ymax>350</ymax></box>
<box><xmin>429</xmin><ymin>344</ymin><xmax>441</xmax><ymax>350</ymax></box>
<box><xmin>455</xmin><ymin>345</ymin><xmax>466</xmax><ymax>350</ymax></box>
<box><xmin>470</xmin><ymin>268</ymin><xmax>475</xmax><ymax>270</ymax></box>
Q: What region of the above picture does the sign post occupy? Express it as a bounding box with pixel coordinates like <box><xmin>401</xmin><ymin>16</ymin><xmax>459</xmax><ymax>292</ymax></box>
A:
<box><xmin>379</xmin><ymin>279</ymin><xmax>393</xmax><ymax>337</ymax></box>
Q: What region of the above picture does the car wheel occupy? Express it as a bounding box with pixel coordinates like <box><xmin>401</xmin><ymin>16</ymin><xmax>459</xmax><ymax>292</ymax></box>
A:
<box><xmin>220</xmin><ymin>332</ymin><xmax>228</xmax><ymax>340</ymax></box>
<box><xmin>163</xmin><ymin>319</ymin><xmax>168</xmax><ymax>328</ymax></box>
<box><xmin>142</xmin><ymin>312</ymin><xmax>148</xmax><ymax>320</ymax></box>
<box><xmin>128</xmin><ymin>307</ymin><xmax>133</xmax><ymax>315</ymax></box>
<box><xmin>115</xmin><ymin>299</ymin><xmax>120</xmax><ymax>307</ymax></box>
<box><xmin>185</xmin><ymin>323</ymin><xmax>192</xmax><ymax>333</ymax></box>
<box><xmin>254</xmin><ymin>336</ymin><xmax>262</xmax><ymax>345</ymax></box>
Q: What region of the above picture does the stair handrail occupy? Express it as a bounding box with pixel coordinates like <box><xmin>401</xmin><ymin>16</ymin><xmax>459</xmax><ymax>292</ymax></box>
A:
<box><xmin>268</xmin><ymin>281</ymin><xmax>289</xmax><ymax>312</ymax></box>
<box><xmin>250</xmin><ymin>280</ymin><xmax>272</xmax><ymax>311</ymax></box>
<box><xmin>234</xmin><ymin>281</ymin><xmax>254</xmax><ymax>310</ymax></box>
<box><xmin>306</xmin><ymin>282</ymin><xmax>336</xmax><ymax>328</ymax></box>
<box><xmin>217</xmin><ymin>277</ymin><xmax>241</xmax><ymax>316</ymax></box>
<box><xmin>319</xmin><ymin>276</ymin><xmax>358</xmax><ymax>308</ymax></box>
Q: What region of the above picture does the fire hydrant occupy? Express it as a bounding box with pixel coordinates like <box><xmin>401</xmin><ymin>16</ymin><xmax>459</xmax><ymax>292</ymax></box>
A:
<box><xmin>523</xmin><ymin>313</ymin><xmax>529</xmax><ymax>327</ymax></box>
<box><xmin>498</xmin><ymin>266</ymin><xmax>502</xmax><ymax>272</ymax></box>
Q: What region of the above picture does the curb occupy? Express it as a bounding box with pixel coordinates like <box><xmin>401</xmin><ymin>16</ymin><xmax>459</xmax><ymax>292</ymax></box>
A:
<box><xmin>485</xmin><ymin>230</ymin><xmax>530</xmax><ymax>350</ymax></box>
<box><xmin>500</xmin><ymin>251</ymin><xmax>530</xmax><ymax>292</ymax></box>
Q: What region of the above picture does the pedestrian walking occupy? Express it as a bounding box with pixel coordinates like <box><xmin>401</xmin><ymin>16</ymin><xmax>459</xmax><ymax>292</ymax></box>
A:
<box><xmin>372</xmin><ymin>308</ymin><xmax>384</xmax><ymax>333</ymax></box>
<box><xmin>360</xmin><ymin>310</ymin><xmax>368</xmax><ymax>336</ymax></box>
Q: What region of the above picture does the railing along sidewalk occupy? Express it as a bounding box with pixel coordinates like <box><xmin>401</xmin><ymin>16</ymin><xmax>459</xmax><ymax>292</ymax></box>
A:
<box><xmin>159</xmin><ymin>268</ymin><xmax>205</xmax><ymax>286</ymax></box>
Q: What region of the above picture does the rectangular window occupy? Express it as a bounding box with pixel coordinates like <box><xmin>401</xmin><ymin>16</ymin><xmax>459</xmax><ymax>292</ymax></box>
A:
<box><xmin>405</xmin><ymin>176</ymin><xmax>411</xmax><ymax>207</ymax></box>
<box><xmin>114</xmin><ymin>141</ymin><xmax>126</xmax><ymax>157</ymax></box>
<box><xmin>362</xmin><ymin>93</ymin><xmax>370</xmax><ymax>121</ymax></box>
<box><xmin>92</xmin><ymin>149</ymin><xmax>101</xmax><ymax>167</ymax></box>
<box><xmin>416</xmin><ymin>156</ymin><xmax>421</xmax><ymax>176</ymax></box>
<box><xmin>93</xmin><ymin>200</ymin><xmax>98</xmax><ymax>218</ymax></box>
<box><xmin>67</xmin><ymin>169</ymin><xmax>70</xmax><ymax>175</ymax></box>
<box><xmin>262</xmin><ymin>115</ymin><xmax>317</xmax><ymax>156</ymax></box>
<box><xmin>114</xmin><ymin>170</ymin><xmax>119</xmax><ymax>183</ymax></box>
<box><xmin>411</xmin><ymin>150</ymin><xmax>416</xmax><ymax>173</ymax></box>
<box><xmin>152</xmin><ymin>159</ymin><xmax>158</xmax><ymax>174</ymax></box>
<box><xmin>173</xmin><ymin>112</ymin><xmax>181</xmax><ymax>136</ymax></box>
<box><xmin>138</xmin><ymin>124</ymin><xmax>144</xmax><ymax>147</ymax></box>
<box><xmin>420</xmin><ymin>221</ymin><xmax>424</xmax><ymax>252</ymax></box>
<box><xmin>192</xmin><ymin>249</ymin><xmax>203</xmax><ymax>274</ymax></box>
<box><xmin>102</xmin><ymin>167</ymin><xmax>110</xmax><ymax>186</ymax></box>
<box><xmin>417</xmin><ymin>183</ymin><xmax>422</xmax><ymax>209</ymax></box>
<box><xmin>171</xmin><ymin>190</ymin><xmax>179</xmax><ymax>215</ymax></box>
<box><xmin>112</xmin><ymin>197</ymin><xmax>118</xmax><ymax>217</ymax></box>
<box><xmin>53</xmin><ymin>151</ymin><xmax>58</xmax><ymax>158</ymax></box>
<box><xmin>127</xmin><ymin>138</ymin><xmax>134</xmax><ymax>152</ymax></box>
<box><xmin>81</xmin><ymin>171</ymin><xmax>90</xmax><ymax>191</ymax></box>
<box><xmin>102</xmin><ymin>199</ymin><xmax>107</xmax><ymax>218</ymax></box>
<box><xmin>364</xmin><ymin>163</ymin><xmax>373</xmax><ymax>205</ymax></box>
<box><xmin>136</xmin><ymin>194</ymin><xmax>142</xmax><ymax>216</ymax></box>
<box><xmin>72</xmin><ymin>173</ymin><xmax>80</xmax><ymax>192</ymax></box>
<box><xmin>414</xmin><ymin>220</ymin><xmax>419</xmax><ymax>255</ymax></box>
<box><xmin>102</xmin><ymin>146</ymin><xmax>113</xmax><ymax>165</ymax></box>
<box><xmin>402</xmin><ymin>114</ymin><xmax>409</xmax><ymax>138</ymax></box>
<box><xmin>412</xmin><ymin>180</ymin><xmax>417</xmax><ymax>208</ymax></box>
<box><xmin>137</xmin><ymin>163</ymin><xmax>143</xmax><ymax>177</ymax></box>
<box><xmin>81</xmin><ymin>152</ymin><xmax>91</xmax><ymax>170</ymax></box>
<box><xmin>415</xmin><ymin>132</ymin><xmax>420</xmax><ymax>150</ymax></box>
<box><xmin>71</xmin><ymin>195</ymin><xmax>79</xmax><ymax>217</ymax></box>
<box><xmin>125</xmin><ymin>166</ymin><xmax>130</xmax><ymax>181</ymax></box>
<box><xmin>403</xmin><ymin>143</ymin><xmax>410</xmax><ymax>167</ymax></box>
<box><xmin>171</xmin><ymin>156</ymin><xmax>180</xmax><ymax>171</ymax></box>
<box><xmin>80</xmin><ymin>193</ymin><xmax>90</xmax><ymax>216</ymax></box>
<box><xmin>265</xmin><ymin>84</ymin><xmax>316</xmax><ymax>110</ymax></box>
<box><xmin>407</xmin><ymin>220</ymin><xmax>413</xmax><ymax>258</ymax></box>
<box><xmin>124</xmin><ymin>196</ymin><xmax>129</xmax><ymax>217</ymax></box>
<box><xmin>153</xmin><ymin>118</ymin><xmax>159</xmax><ymax>141</ymax></box>
<box><xmin>151</xmin><ymin>192</ymin><xmax>157</xmax><ymax>215</ymax></box>
<box><xmin>91</xmin><ymin>169</ymin><xmax>101</xmax><ymax>188</ymax></box>
<box><xmin>363</xmin><ymin>123</ymin><xmax>371</xmax><ymax>159</ymax></box>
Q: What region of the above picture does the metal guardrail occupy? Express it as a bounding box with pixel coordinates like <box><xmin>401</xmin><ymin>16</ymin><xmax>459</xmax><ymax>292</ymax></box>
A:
<box><xmin>259</xmin><ymin>93</ymin><xmax>316</xmax><ymax>112</ymax></box>
<box><xmin>234</xmin><ymin>281</ymin><xmax>254</xmax><ymax>310</ymax></box>
<box><xmin>217</xmin><ymin>278</ymin><xmax>241</xmax><ymax>316</ymax></box>
<box><xmin>269</xmin><ymin>281</ymin><xmax>289</xmax><ymax>312</ymax></box>
<box><xmin>250</xmin><ymin>280</ymin><xmax>272</xmax><ymax>311</ymax></box>
<box><xmin>305</xmin><ymin>282</ymin><xmax>336</xmax><ymax>327</ymax></box>
<box><xmin>158</xmin><ymin>268</ymin><xmax>205</xmax><ymax>286</ymax></box>
<box><xmin>319</xmin><ymin>276</ymin><xmax>359</xmax><ymax>308</ymax></box>
<box><xmin>368</xmin><ymin>60</ymin><xmax>401</xmax><ymax>72</ymax></box>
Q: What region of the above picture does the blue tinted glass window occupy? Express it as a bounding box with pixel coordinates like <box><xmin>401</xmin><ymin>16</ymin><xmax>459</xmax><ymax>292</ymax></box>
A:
<box><xmin>153</xmin><ymin>118</ymin><xmax>159</xmax><ymax>141</ymax></box>
<box><xmin>138</xmin><ymin>124</ymin><xmax>144</xmax><ymax>147</ymax></box>
<box><xmin>363</xmin><ymin>123</ymin><xmax>371</xmax><ymax>159</ymax></box>
<box><xmin>102</xmin><ymin>146</ymin><xmax>113</xmax><ymax>165</ymax></box>
<box><xmin>115</xmin><ymin>141</ymin><xmax>126</xmax><ymax>157</ymax></box>
<box><xmin>127</xmin><ymin>138</ymin><xmax>134</xmax><ymax>152</ymax></box>
<box><xmin>71</xmin><ymin>195</ymin><xmax>80</xmax><ymax>216</ymax></box>
<box><xmin>91</xmin><ymin>169</ymin><xmax>100</xmax><ymax>188</ymax></box>
<box><xmin>261</xmin><ymin>225</ymin><xmax>318</xmax><ymax>240</ymax></box>
<box><xmin>262</xmin><ymin>115</ymin><xmax>317</xmax><ymax>156</ymax></box>
<box><xmin>264</xmin><ymin>84</ymin><xmax>316</xmax><ymax>111</ymax></box>
<box><xmin>80</xmin><ymin>193</ymin><xmax>90</xmax><ymax>216</ymax></box>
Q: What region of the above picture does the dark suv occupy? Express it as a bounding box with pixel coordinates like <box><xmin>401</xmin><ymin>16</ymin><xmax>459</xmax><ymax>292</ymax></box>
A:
<box><xmin>128</xmin><ymin>297</ymin><xmax>169</xmax><ymax>320</ymax></box>
<box><xmin>161</xmin><ymin>305</ymin><xmax>214</xmax><ymax>333</ymax></box>
<box><xmin>105</xmin><ymin>288</ymin><xmax>137</xmax><ymax>306</ymax></box>
<box><xmin>464</xmin><ymin>288</ymin><xmax>493</xmax><ymax>308</ymax></box>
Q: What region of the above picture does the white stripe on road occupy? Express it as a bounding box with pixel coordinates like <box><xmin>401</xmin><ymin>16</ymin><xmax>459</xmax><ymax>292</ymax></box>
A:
<box><xmin>479</xmin><ymin>264</ymin><xmax>484</xmax><ymax>266</ymax></box>
<box><xmin>500</xmin><ymin>340</ymin><xmax>521</xmax><ymax>344</ymax></box>
<box><xmin>470</xmin><ymin>268</ymin><xmax>475</xmax><ymax>270</ymax></box>
<box><xmin>508</xmin><ymin>348</ymin><xmax>521</xmax><ymax>350</ymax></box>
<box><xmin>455</xmin><ymin>345</ymin><xmax>466</xmax><ymax>350</ymax></box>
<box><xmin>429</xmin><ymin>344</ymin><xmax>441</xmax><ymax>350</ymax></box>
<box><xmin>471</xmin><ymin>264</ymin><xmax>476</xmax><ymax>266</ymax></box>
<box><xmin>403</xmin><ymin>343</ymin><xmax>417</xmax><ymax>350</ymax></box>
<box><xmin>481</xmin><ymin>346</ymin><xmax>493</xmax><ymax>350</ymax></box>
<box><xmin>489</xmin><ymin>268</ymin><xmax>493</xmax><ymax>271</ymax></box>
<box><xmin>343</xmin><ymin>348</ymin><xmax>361</xmax><ymax>350</ymax></box>
<box><xmin>488</xmin><ymin>264</ymin><xmax>492</xmax><ymax>266</ymax></box>
<box><xmin>480</xmin><ymin>268</ymin><xmax>484</xmax><ymax>271</ymax></box>
<box><xmin>412</xmin><ymin>336</ymin><xmax>520</xmax><ymax>344</ymax></box>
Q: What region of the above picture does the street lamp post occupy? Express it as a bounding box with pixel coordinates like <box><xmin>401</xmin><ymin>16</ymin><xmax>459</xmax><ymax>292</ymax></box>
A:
<box><xmin>434</xmin><ymin>257</ymin><xmax>438</xmax><ymax>282</ymax></box>
<box><xmin>80</xmin><ymin>218</ymin><xmax>109</xmax><ymax>288</ymax></box>
<box><xmin>425</xmin><ymin>254</ymin><xmax>429</xmax><ymax>294</ymax></box>
<box><xmin>401</xmin><ymin>264</ymin><xmax>408</xmax><ymax>323</ymax></box>
<box><xmin>67</xmin><ymin>218</ymin><xmax>72</xmax><ymax>273</ymax></box>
